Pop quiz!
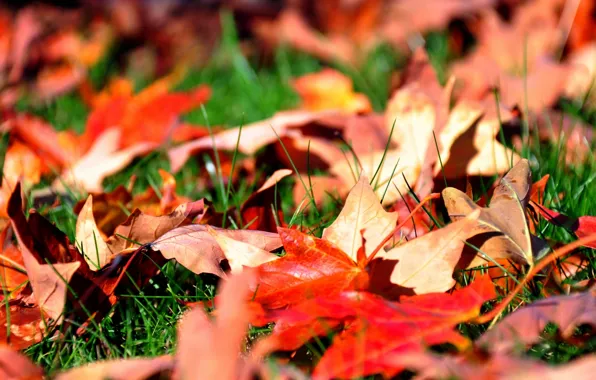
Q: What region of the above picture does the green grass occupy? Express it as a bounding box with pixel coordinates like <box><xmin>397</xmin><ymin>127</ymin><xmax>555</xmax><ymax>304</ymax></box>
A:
<box><xmin>10</xmin><ymin>17</ymin><xmax>596</xmax><ymax>378</ymax></box>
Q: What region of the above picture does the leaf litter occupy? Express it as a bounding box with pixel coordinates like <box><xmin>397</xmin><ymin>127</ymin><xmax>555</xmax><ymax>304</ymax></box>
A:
<box><xmin>0</xmin><ymin>1</ymin><xmax>594</xmax><ymax>379</ymax></box>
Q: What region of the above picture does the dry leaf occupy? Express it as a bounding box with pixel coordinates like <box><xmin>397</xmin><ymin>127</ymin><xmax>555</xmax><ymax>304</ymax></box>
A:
<box><xmin>322</xmin><ymin>175</ymin><xmax>398</xmax><ymax>262</ymax></box>
<box><xmin>76</xmin><ymin>195</ymin><xmax>112</xmax><ymax>270</ymax></box>
<box><xmin>55</xmin><ymin>128</ymin><xmax>156</xmax><ymax>193</ymax></box>
<box><xmin>478</xmin><ymin>288</ymin><xmax>596</xmax><ymax>353</ymax></box>
<box><xmin>369</xmin><ymin>210</ymin><xmax>480</xmax><ymax>295</ymax></box>
<box><xmin>207</xmin><ymin>227</ymin><xmax>279</xmax><ymax>274</ymax></box>
<box><xmin>442</xmin><ymin>159</ymin><xmax>540</xmax><ymax>267</ymax></box>
<box><xmin>11</xmin><ymin>221</ymin><xmax>80</xmax><ymax>322</ymax></box>
<box><xmin>151</xmin><ymin>225</ymin><xmax>281</xmax><ymax>277</ymax></box>
<box><xmin>167</xmin><ymin>110</ymin><xmax>339</xmax><ymax>172</ymax></box>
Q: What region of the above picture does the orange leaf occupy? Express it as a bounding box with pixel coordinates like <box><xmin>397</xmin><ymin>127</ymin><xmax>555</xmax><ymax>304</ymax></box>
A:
<box><xmin>253</xmin><ymin>228</ymin><xmax>368</xmax><ymax>309</ymax></box>
<box><xmin>292</xmin><ymin>69</ymin><xmax>371</xmax><ymax>113</ymax></box>
<box><xmin>254</xmin><ymin>275</ymin><xmax>495</xmax><ymax>379</ymax></box>
<box><xmin>322</xmin><ymin>175</ymin><xmax>398</xmax><ymax>263</ymax></box>
<box><xmin>369</xmin><ymin>210</ymin><xmax>480</xmax><ymax>295</ymax></box>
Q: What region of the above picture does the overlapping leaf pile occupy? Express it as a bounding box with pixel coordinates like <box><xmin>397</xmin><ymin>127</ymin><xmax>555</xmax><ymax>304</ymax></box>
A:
<box><xmin>0</xmin><ymin>0</ymin><xmax>595</xmax><ymax>379</ymax></box>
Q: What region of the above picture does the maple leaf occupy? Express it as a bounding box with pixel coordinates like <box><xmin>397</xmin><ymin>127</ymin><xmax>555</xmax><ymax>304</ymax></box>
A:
<box><xmin>292</xmin><ymin>69</ymin><xmax>372</xmax><ymax>113</ymax></box>
<box><xmin>54</xmin><ymin>356</ymin><xmax>173</xmax><ymax>380</ymax></box>
<box><xmin>76</xmin><ymin>195</ymin><xmax>205</xmax><ymax>270</ymax></box>
<box><xmin>450</xmin><ymin>5</ymin><xmax>572</xmax><ymax>110</ymax></box>
<box><xmin>369</xmin><ymin>210</ymin><xmax>480</xmax><ymax>295</ymax></box>
<box><xmin>54</xmin><ymin>128</ymin><xmax>157</xmax><ymax>193</ymax></box>
<box><xmin>442</xmin><ymin>159</ymin><xmax>547</xmax><ymax>267</ymax></box>
<box><xmin>322</xmin><ymin>175</ymin><xmax>398</xmax><ymax>263</ymax></box>
<box><xmin>432</xmin><ymin>100</ymin><xmax>521</xmax><ymax>179</ymax></box>
<box><xmin>207</xmin><ymin>227</ymin><xmax>279</xmax><ymax>274</ymax></box>
<box><xmin>477</xmin><ymin>288</ymin><xmax>596</xmax><ymax>353</ymax></box>
<box><xmin>0</xmin><ymin>301</ymin><xmax>44</xmax><ymax>350</ymax></box>
<box><xmin>240</xmin><ymin>169</ymin><xmax>292</xmax><ymax>232</ymax></box>
<box><xmin>11</xmin><ymin>222</ymin><xmax>80</xmax><ymax>322</ymax></box>
<box><xmin>252</xmin><ymin>227</ymin><xmax>368</xmax><ymax>309</ymax></box>
<box><xmin>81</xmin><ymin>71</ymin><xmax>210</xmax><ymax>149</ymax></box>
<box><xmin>149</xmin><ymin>225</ymin><xmax>281</xmax><ymax>277</ymax></box>
<box><xmin>254</xmin><ymin>274</ymin><xmax>496</xmax><ymax>379</ymax></box>
<box><xmin>167</xmin><ymin>110</ymin><xmax>341</xmax><ymax>172</ymax></box>
<box><xmin>7</xmin><ymin>184</ymin><xmax>170</xmax><ymax>327</ymax></box>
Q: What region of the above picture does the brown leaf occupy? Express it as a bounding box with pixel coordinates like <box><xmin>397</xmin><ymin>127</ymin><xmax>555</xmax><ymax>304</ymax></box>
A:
<box><xmin>369</xmin><ymin>210</ymin><xmax>480</xmax><ymax>295</ymax></box>
<box><xmin>167</xmin><ymin>110</ymin><xmax>340</xmax><ymax>172</ymax></box>
<box><xmin>442</xmin><ymin>159</ymin><xmax>542</xmax><ymax>267</ymax></box>
<box><xmin>478</xmin><ymin>288</ymin><xmax>596</xmax><ymax>353</ymax></box>
<box><xmin>207</xmin><ymin>227</ymin><xmax>279</xmax><ymax>274</ymax></box>
<box><xmin>433</xmin><ymin>100</ymin><xmax>521</xmax><ymax>179</ymax></box>
<box><xmin>76</xmin><ymin>195</ymin><xmax>112</xmax><ymax>270</ymax></box>
<box><xmin>11</xmin><ymin>222</ymin><xmax>80</xmax><ymax>322</ymax></box>
<box><xmin>150</xmin><ymin>225</ymin><xmax>281</xmax><ymax>277</ymax></box>
<box><xmin>322</xmin><ymin>175</ymin><xmax>398</xmax><ymax>262</ymax></box>
<box><xmin>252</xmin><ymin>10</ymin><xmax>355</xmax><ymax>64</ymax></box>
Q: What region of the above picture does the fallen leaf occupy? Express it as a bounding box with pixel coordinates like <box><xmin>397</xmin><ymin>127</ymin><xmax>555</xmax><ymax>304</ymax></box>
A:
<box><xmin>322</xmin><ymin>175</ymin><xmax>398</xmax><ymax>262</ymax></box>
<box><xmin>369</xmin><ymin>210</ymin><xmax>480</xmax><ymax>295</ymax></box>
<box><xmin>105</xmin><ymin>199</ymin><xmax>206</xmax><ymax>256</ymax></box>
<box><xmin>174</xmin><ymin>270</ymin><xmax>256</xmax><ymax>380</ymax></box>
<box><xmin>150</xmin><ymin>225</ymin><xmax>281</xmax><ymax>277</ymax></box>
<box><xmin>76</xmin><ymin>195</ymin><xmax>112</xmax><ymax>270</ymax></box>
<box><xmin>55</xmin><ymin>128</ymin><xmax>156</xmax><ymax>193</ymax></box>
<box><xmin>0</xmin><ymin>302</ymin><xmax>44</xmax><ymax>350</ymax></box>
<box><xmin>388</xmin><ymin>350</ymin><xmax>596</xmax><ymax>379</ymax></box>
<box><xmin>252</xmin><ymin>9</ymin><xmax>356</xmax><ymax>64</ymax></box>
<box><xmin>433</xmin><ymin>100</ymin><xmax>521</xmax><ymax>179</ymax></box>
<box><xmin>167</xmin><ymin>110</ymin><xmax>340</xmax><ymax>172</ymax></box>
<box><xmin>254</xmin><ymin>275</ymin><xmax>496</xmax><ymax>379</ymax></box>
<box><xmin>442</xmin><ymin>159</ymin><xmax>540</xmax><ymax>267</ymax></box>
<box><xmin>478</xmin><ymin>288</ymin><xmax>596</xmax><ymax>353</ymax></box>
<box><xmin>253</xmin><ymin>227</ymin><xmax>368</xmax><ymax>309</ymax></box>
<box><xmin>8</xmin><ymin>7</ymin><xmax>41</xmax><ymax>83</ymax></box>
<box><xmin>292</xmin><ymin>69</ymin><xmax>372</xmax><ymax>113</ymax></box>
<box><xmin>240</xmin><ymin>169</ymin><xmax>292</xmax><ymax>232</ymax></box>
<box><xmin>36</xmin><ymin>62</ymin><xmax>86</xmax><ymax>101</ymax></box>
<box><xmin>11</xmin><ymin>221</ymin><xmax>80</xmax><ymax>322</ymax></box>
<box><xmin>207</xmin><ymin>227</ymin><xmax>279</xmax><ymax>274</ymax></box>
<box><xmin>0</xmin><ymin>227</ymin><xmax>27</xmax><ymax>297</ymax></box>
